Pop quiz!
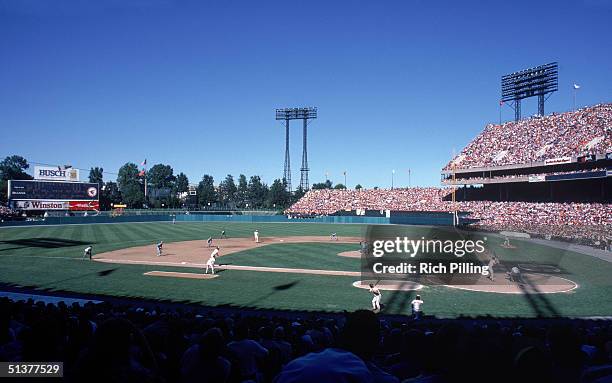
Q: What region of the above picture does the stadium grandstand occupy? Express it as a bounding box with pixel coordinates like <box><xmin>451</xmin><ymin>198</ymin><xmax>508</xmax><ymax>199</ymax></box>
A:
<box><xmin>287</xmin><ymin>103</ymin><xmax>612</xmax><ymax>249</ymax></box>
<box><xmin>442</xmin><ymin>103</ymin><xmax>612</xmax><ymax>202</ymax></box>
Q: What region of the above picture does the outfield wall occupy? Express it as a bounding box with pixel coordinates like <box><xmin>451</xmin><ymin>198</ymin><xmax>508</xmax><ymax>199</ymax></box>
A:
<box><xmin>0</xmin><ymin>212</ymin><xmax>456</xmax><ymax>227</ymax></box>
<box><xmin>0</xmin><ymin>214</ymin><xmax>389</xmax><ymax>227</ymax></box>
<box><xmin>0</xmin><ymin>215</ymin><xmax>173</xmax><ymax>227</ymax></box>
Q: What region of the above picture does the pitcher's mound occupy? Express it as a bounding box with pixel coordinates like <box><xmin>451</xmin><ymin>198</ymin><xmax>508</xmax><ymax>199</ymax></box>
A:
<box><xmin>352</xmin><ymin>280</ymin><xmax>423</xmax><ymax>291</ymax></box>
<box><xmin>144</xmin><ymin>271</ymin><xmax>219</xmax><ymax>280</ymax></box>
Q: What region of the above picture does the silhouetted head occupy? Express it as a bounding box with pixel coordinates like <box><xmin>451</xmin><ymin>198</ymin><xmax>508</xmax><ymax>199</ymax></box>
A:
<box><xmin>340</xmin><ymin>310</ymin><xmax>380</xmax><ymax>360</ymax></box>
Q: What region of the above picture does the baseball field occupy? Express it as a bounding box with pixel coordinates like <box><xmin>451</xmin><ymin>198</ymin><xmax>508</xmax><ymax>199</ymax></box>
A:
<box><xmin>1</xmin><ymin>221</ymin><xmax>611</xmax><ymax>318</ymax></box>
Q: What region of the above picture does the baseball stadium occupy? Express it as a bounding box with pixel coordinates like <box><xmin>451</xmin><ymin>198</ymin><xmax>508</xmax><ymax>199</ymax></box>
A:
<box><xmin>1</xmin><ymin>2</ymin><xmax>612</xmax><ymax>382</ymax></box>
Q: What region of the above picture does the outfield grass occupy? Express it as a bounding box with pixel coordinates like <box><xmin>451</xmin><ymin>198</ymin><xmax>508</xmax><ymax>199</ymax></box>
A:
<box><xmin>1</xmin><ymin>221</ymin><xmax>611</xmax><ymax>317</ymax></box>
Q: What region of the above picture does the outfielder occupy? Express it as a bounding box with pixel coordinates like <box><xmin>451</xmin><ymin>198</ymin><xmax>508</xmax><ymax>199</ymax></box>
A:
<box><xmin>369</xmin><ymin>283</ymin><xmax>382</xmax><ymax>312</ymax></box>
<box><xmin>205</xmin><ymin>246</ymin><xmax>220</xmax><ymax>274</ymax></box>
<box><xmin>156</xmin><ymin>241</ymin><xmax>163</xmax><ymax>256</ymax></box>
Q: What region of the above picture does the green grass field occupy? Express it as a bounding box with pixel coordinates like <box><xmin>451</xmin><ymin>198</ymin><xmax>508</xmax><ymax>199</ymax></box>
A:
<box><xmin>1</xmin><ymin>221</ymin><xmax>611</xmax><ymax>318</ymax></box>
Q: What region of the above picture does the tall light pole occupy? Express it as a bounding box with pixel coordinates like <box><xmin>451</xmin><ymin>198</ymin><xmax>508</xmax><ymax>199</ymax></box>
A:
<box><xmin>391</xmin><ymin>169</ymin><xmax>395</xmax><ymax>190</ymax></box>
<box><xmin>408</xmin><ymin>168</ymin><xmax>411</xmax><ymax>188</ymax></box>
<box><xmin>343</xmin><ymin>171</ymin><xmax>347</xmax><ymax>189</ymax></box>
<box><xmin>275</xmin><ymin>107</ymin><xmax>317</xmax><ymax>193</ymax></box>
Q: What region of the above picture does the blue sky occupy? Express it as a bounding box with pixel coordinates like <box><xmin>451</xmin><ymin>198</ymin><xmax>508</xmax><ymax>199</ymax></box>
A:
<box><xmin>1</xmin><ymin>0</ymin><xmax>610</xmax><ymax>188</ymax></box>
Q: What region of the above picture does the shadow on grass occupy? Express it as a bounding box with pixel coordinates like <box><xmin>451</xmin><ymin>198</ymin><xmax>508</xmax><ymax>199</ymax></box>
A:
<box><xmin>0</xmin><ymin>238</ymin><xmax>94</xmax><ymax>252</ymax></box>
<box><xmin>244</xmin><ymin>280</ymin><xmax>300</xmax><ymax>307</ymax></box>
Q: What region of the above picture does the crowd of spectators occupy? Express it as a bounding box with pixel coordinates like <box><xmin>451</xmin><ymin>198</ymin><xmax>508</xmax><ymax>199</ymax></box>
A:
<box><xmin>0</xmin><ymin>203</ymin><xmax>18</xmax><ymax>221</ymax></box>
<box><xmin>286</xmin><ymin>188</ymin><xmax>612</xmax><ymax>247</ymax></box>
<box><xmin>287</xmin><ymin>188</ymin><xmax>450</xmax><ymax>216</ymax></box>
<box><xmin>2</xmin><ymin>297</ymin><xmax>612</xmax><ymax>383</ymax></box>
<box><xmin>443</xmin><ymin>103</ymin><xmax>612</xmax><ymax>170</ymax></box>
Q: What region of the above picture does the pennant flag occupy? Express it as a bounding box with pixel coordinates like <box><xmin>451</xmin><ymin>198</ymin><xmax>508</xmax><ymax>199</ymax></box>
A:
<box><xmin>141</xmin><ymin>159</ymin><xmax>147</xmax><ymax>166</ymax></box>
<box><xmin>573</xmin><ymin>84</ymin><xmax>581</xmax><ymax>89</ymax></box>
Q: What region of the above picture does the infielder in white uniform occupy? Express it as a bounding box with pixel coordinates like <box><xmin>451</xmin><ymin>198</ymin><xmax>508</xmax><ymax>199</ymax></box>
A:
<box><xmin>205</xmin><ymin>246</ymin><xmax>220</xmax><ymax>274</ymax></box>
<box><xmin>369</xmin><ymin>283</ymin><xmax>382</xmax><ymax>312</ymax></box>
<box><xmin>156</xmin><ymin>241</ymin><xmax>163</xmax><ymax>256</ymax></box>
<box><xmin>83</xmin><ymin>246</ymin><xmax>93</xmax><ymax>260</ymax></box>
<box><xmin>254</xmin><ymin>230</ymin><xmax>259</xmax><ymax>243</ymax></box>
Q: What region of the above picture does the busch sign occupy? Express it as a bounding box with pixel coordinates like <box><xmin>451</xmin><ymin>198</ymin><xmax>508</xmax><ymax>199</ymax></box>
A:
<box><xmin>34</xmin><ymin>166</ymin><xmax>80</xmax><ymax>182</ymax></box>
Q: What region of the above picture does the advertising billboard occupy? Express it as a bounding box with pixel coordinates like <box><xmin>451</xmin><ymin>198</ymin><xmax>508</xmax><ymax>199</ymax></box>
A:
<box><xmin>14</xmin><ymin>200</ymin><xmax>70</xmax><ymax>210</ymax></box>
<box><xmin>544</xmin><ymin>156</ymin><xmax>572</xmax><ymax>165</ymax></box>
<box><xmin>34</xmin><ymin>166</ymin><xmax>80</xmax><ymax>182</ymax></box>
<box><xmin>8</xmin><ymin>180</ymin><xmax>99</xmax><ymax>201</ymax></box>
<box><xmin>69</xmin><ymin>201</ymin><xmax>100</xmax><ymax>211</ymax></box>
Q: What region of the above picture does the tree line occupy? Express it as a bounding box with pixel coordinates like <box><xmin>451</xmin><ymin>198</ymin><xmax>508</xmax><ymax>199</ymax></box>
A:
<box><xmin>1</xmin><ymin>155</ymin><xmax>360</xmax><ymax>211</ymax></box>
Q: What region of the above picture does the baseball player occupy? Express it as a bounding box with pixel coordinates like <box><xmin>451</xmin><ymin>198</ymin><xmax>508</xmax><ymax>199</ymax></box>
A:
<box><xmin>205</xmin><ymin>246</ymin><xmax>220</xmax><ymax>274</ymax></box>
<box><xmin>369</xmin><ymin>283</ymin><xmax>382</xmax><ymax>312</ymax></box>
<box><xmin>254</xmin><ymin>229</ymin><xmax>260</xmax><ymax>243</ymax></box>
<box><xmin>207</xmin><ymin>236</ymin><xmax>213</xmax><ymax>247</ymax></box>
<box><xmin>411</xmin><ymin>295</ymin><xmax>424</xmax><ymax>320</ymax></box>
<box><xmin>220</xmin><ymin>230</ymin><xmax>227</xmax><ymax>239</ymax></box>
<box><xmin>83</xmin><ymin>246</ymin><xmax>93</xmax><ymax>260</ymax></box>
<box><xmin>508</xmin><ymin>266</ymin><xmax>525</xmax><ymax>285</ymax></box>
<box><xmin>330</xmin><ymin>232</ymin><xmax>338</xmax><ymax>241</ymax></box>
<box><xmin>503</xmin><ymin>237</ymin><xmax>512</xmax><ymax>248</ymax></box>
<box><xmin>486</xmin><ymin>255</ymin><xmax>499</xmax><ymax>281</ymax></box>
<box><xmin>156</xmin><ymin>241</ymin><xmax>163</xmax><ymax>257</ymax></box>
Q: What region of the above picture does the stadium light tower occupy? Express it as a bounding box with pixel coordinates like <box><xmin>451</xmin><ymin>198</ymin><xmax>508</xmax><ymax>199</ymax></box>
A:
<box><xmin>275</xmin><ymin>107</ymin><xmax>317</xmax><ymax>192</ymax></box>
<box><xmin>501</xmin><ymin>62</ymin><xmax>558</xmax><ymax>121</ymax></box>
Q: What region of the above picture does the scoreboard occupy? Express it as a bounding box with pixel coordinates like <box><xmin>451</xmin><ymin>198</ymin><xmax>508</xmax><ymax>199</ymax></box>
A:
<box><xmin>8</xmin><ymin>180</ymin><xmax>99</xmax><ymax>201</ymax></box>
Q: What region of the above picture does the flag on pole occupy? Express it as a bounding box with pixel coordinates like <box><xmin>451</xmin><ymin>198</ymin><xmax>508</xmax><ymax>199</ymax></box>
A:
<box><xmin>499</xmin><ymin>100</ymin><xmax>504</xmax><ymax>106</ymax></box>
<box><xmin>141</xmin><ymin>159</ymin><xmax>147</xmax><ymax>166</ymax></box>
<box><xmin>573</xmin><ymin>84</ymin><xmax>581</xmax><ymax>89</ymax></box>
<box><xmin>138</xmin><ymin>170</ymin><xmax>145</xmax><ymax>177</ymax></box>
